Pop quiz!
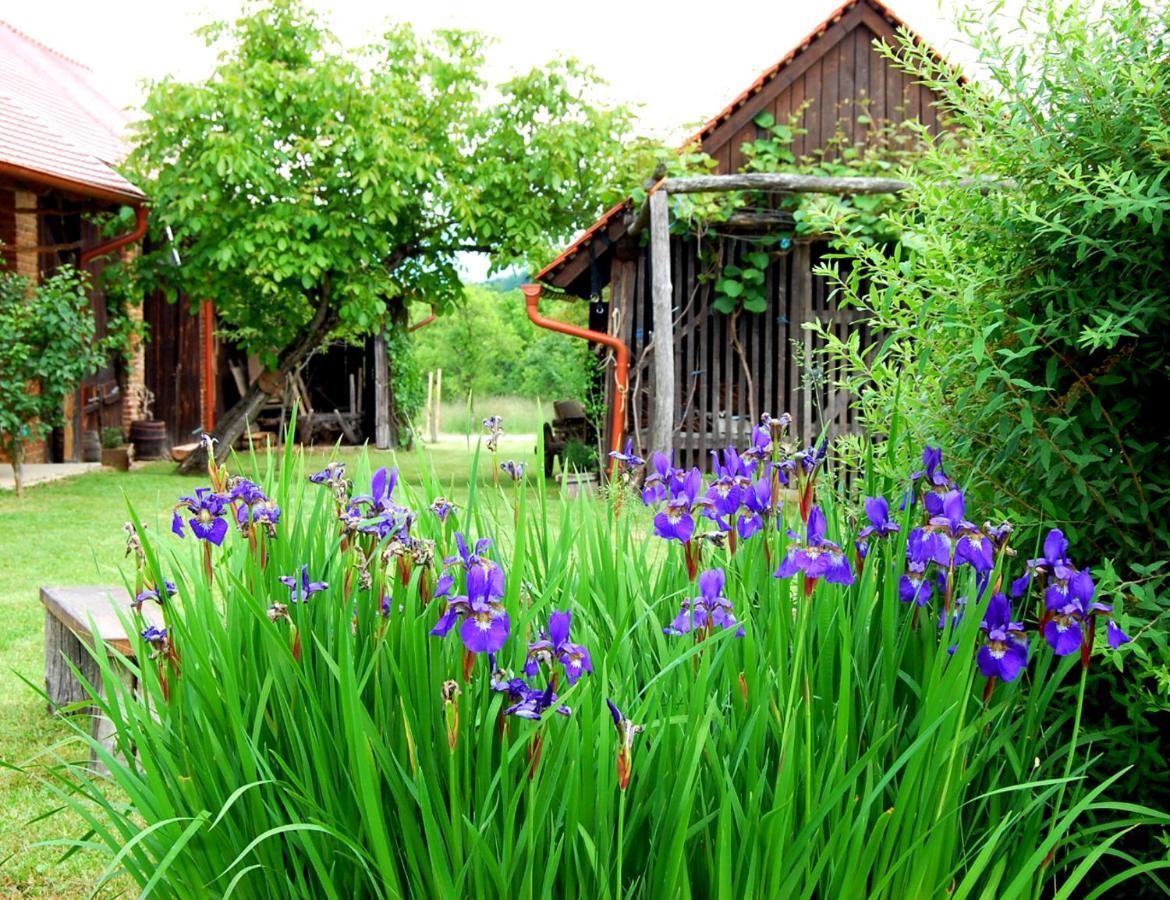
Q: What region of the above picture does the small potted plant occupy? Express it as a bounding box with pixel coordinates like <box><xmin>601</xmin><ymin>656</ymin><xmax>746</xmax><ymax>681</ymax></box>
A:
<box><xmin>100</xmin><ymin>426</ymin><xmax>133</xmax><ymax>471</ymax></box>
<box><xmin>559</xmin><ymin>440</ymin><xmax>599</xmax><ymax>498</ymax></box>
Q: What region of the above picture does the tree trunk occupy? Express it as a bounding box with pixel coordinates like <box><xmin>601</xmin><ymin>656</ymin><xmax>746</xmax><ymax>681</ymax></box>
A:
<box><xmin>10</xmin><ymin>441</ymin><xmax>25</xmax><ymax>498</ymax></box>
<box><xmin>386</xmin><ymin>302</ymin><xmax>412</xmax><ymax>450</ymax></box>
<box><xmin>177</xmin><ymin>287</ymin><xmax>336</xmax><ymax>475</ymax></box>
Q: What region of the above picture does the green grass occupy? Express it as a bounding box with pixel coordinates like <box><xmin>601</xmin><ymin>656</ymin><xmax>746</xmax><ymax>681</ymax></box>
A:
<box><xmin>0</xmin><ymin>433</ymin><xmax>549</xmax><ymax>895</ymax></box>
<box><xmin>433</xmin><ymin>394</ymin><xmax>552</xmax><ymax>437</ymax></box>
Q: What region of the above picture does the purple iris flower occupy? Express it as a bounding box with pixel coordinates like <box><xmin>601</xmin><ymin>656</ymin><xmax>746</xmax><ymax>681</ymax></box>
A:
<box><xmin>172</xmin><ymin>487</ymin><xmax>230</xmax><ymax>545</ymax></box>
<box><xmin>525</xmin><ymin>610</ymin><xmax>593</xmax><ymax>686</ymax></box>
<box><xmin>279</xmin><ymin>565</ymin><xmax>329</xmax><ymax>603</ymax></box>
<box><xmin>911</xmin><ymin>446</ymin><xmax>953</xmax><ymax>489</ymax></box>
<box><xmin>977</xmin><ymin>593</ymin><xmax>1029</xmax><ymax>681</ymax></box>
<box><xmin>641</xmin><ymin>452</ymin><xmax>675</xmax><ymax>505</ymax></box>
<box><xmin>664</xmin><ymin>568</ymin><xmax>745</xmax><ymax>637</ymax></box>
<box><xmin>133</xmin><ymin>580</ymin><xmax>177</xmax><ymax>610</ymax></box>
<box><xmin>502</xmin><ymin>679</ymin><xmax>571</xmax><ymax>719</ymax></box>
<box><xmin>899</xmin><ymin>562</ymin><xmax>934</xmax><ymax>606</ymax></box>
<box><xmin>711</xmin><ymin>446</ymin><xmax>756</xmax><ymax>480</ymax></box>
<box><xmin>1011</xmin><ymin>528</ymin><xmax>1073</xmax><ymax>598</ymax></box>
<box><xmin>430</xmin><ymin>564</ymin><xmax>510</xmax><ymax>654</ymax></box>
<box><xmin>352</xmin><ymin>467</ymin><xmax>399</xmax><ymax>513</ymax></box>
<box><xmin>907</xmin><ymin>489</ymin><xmax>978</xmax><ymax>568</ymax></box>
<box><xmin>429</xmin><ymin>497</ymin><xmax>456</xmax><ymax>523</ymax></box>
<box><xmin>704</xmin><ymin>475</ymin><xmax>743</xmax><ymax>526</ymax></box>
<box><xmin>483</xmin><ymin>416</ymin><xmax>504</xmax><ymax>452</ymax></box>
<box><xmin>250</xmin><ymin>499</ymin><xmax>282</xmax><ymax>531</ymax></box>
<box><xmin>799</xmin><ymin>441</ymin><xmax>828</xmax><ymax>475</ymax></box>
<box><xmin>737</xmin><ymin>471</ymin><xmax>775</xmax><ymax>540</ymax></box>
<box><xmin>858</xmin><ymin>496</ymin><xmax>901</xmax><ymax>541</ymax></box>
<box><xmin>1043</xmin><ymin>568</ymin><xmax>1130</xmax><ymax>656</ymax></box>
<box><xmin>653</xmin><ymin>468</ymin><xmax>713</xmax><ymax>543</ymax></box>
<box><xmin>308</xmin><ymin>461</ymin><xmax>346</xmax><ymax>486</ymax></box>
<box><xmin>141</xmin><ymin>625</ymin><xmax>169</xmax><ymax>647</ymax></box>
<box><xmin>609</xmin><ymin>439</ymin><xmax>645</xmax><ymax>469</ymax></box>
<box><xmin>442</xmin><ymin>532</ymin><xmax>505</xmax><ymax>598</ymax></box>
<box><xmin>774</xmin><ymin>507</ymin><xmax>854</xmax><ymax>586</ymax></box>
<box><xmin>499</xmin><ymin>459</ymin><xmax>525</xmax><ymax>481</ymax></box>
<box><xmin>741</xmin><ymin>425</ymin><xmax>773</xmax><ymax>462</ymax></box>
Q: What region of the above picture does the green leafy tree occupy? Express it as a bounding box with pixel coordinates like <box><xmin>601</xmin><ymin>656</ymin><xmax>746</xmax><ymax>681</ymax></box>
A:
<box><xmin>127</xmin><ymin>0</ymin><xmax>636</xmax><ymax>468</ymax></box>
<box><xmin>0</xmin><ymin>267</ymin><xmax>110</xmax><ymax>496</ymax></box>
<box><xmin>411</xmin><ymin>285</ymin><xmax>595</xmax><ymax>403</ymax></box>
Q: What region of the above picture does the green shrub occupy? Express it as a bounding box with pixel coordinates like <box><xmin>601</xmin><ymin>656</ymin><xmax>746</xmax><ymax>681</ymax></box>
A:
<box><xmin>812</xmin><ymin>0</ymin><xmax>1170</xmax><ymax>863</ymax></box>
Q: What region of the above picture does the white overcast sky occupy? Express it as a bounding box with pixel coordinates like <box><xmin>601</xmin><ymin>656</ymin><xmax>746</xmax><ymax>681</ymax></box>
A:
<box><xmin>1</xmin><ymin>0</ymin><xmax>995</xmax><ymax>141</ymax></box>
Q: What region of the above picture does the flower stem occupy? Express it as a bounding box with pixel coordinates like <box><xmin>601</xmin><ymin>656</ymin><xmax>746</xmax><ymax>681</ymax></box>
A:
<box><xmin>1040</xmin><ymin>663</ymin><xmax>1088</xmax><ymax>896</ymax></box>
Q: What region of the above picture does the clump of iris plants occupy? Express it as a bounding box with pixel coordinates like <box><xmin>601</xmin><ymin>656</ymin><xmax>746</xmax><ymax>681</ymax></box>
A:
<box><xmin>80</xmin><ymin>419</ymin><xmax>1150</xmax><ymax>900</ymax></box>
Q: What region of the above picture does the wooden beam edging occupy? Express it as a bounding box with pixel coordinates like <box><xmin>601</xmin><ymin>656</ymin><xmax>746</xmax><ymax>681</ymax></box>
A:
<box><xmin>662</xmin><ymin>172</ymin><xmax>913</xmax><ymax>195</ymax></box>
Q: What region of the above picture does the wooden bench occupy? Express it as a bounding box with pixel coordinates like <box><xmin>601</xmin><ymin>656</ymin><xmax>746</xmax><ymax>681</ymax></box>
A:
<box><xmin>41</xmin><ymin>585</ymin><xmax>161</xmax><ymax>771</ymax></box>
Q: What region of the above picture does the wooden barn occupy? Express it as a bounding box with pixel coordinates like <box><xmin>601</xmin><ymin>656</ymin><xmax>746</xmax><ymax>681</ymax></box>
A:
<box><xmin>0</xmin><ymin>20</ymin><xmax>226</xmax><ymax>459</ymax></box>
<box><xmin>0</xmin><ymin>20</ymin><xmax>155</xmax><ymax>463</ymax></box>
<box><xmin>535</xmin><ymin>0</ymin><xmax>951</xmax><ymax>469</ymax></box>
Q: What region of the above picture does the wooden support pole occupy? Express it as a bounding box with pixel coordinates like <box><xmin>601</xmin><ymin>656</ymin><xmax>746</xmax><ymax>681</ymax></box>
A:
<box><xmin>425</xmin><ymin>371</ymin><xmax>435</xmax><ymax>443</ymax></box>
<box><xmin>434</xmin><ymin>369</ymin><xmax>442</xmax><ymax>440</ymax></box>
<box><xmin>374</xmin><ymin>331</ymin><xmax>390</xmax><ymax>449</ymax></box>
<box><xmin>649</xmin><ymin>190</ymin><xmax>675</xmax><ymax>455</ymax></box>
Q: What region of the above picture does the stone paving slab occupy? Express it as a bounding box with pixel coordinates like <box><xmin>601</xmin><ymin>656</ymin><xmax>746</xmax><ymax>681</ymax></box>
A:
<box><xmin>0</xmin><ymin>462</ymin><xmax>101</xmax><ymax>491</ymax></box>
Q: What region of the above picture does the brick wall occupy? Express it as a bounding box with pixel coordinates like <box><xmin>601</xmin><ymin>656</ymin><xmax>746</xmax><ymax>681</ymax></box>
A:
<box><xmin>0</xmin><ymin>190</ymin><xmax>46</xmax><ymax>465</ymax></box>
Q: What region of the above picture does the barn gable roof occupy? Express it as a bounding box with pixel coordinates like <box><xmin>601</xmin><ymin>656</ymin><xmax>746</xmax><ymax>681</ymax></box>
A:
<box><xmin>0</xmin><ymin>20</ymin><xmax>145</xmax><ymax>204</ymax></box>
<box><xmin>537</xmin><ymin>0</ymin><xmax>953</xmax><ymax>295</ymax></box>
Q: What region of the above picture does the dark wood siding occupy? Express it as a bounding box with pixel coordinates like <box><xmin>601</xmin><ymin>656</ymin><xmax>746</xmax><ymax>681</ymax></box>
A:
<box><xmin>609</xmin><ymin>235</ymin><xmax>865</xmax><ymax>468</ymax></box>
<box><xmin>699</xmin><ymin>5</ymin><xmax>942</xmax><ymax>170</ymax></box>
<box><xmin>144</xmin><ymin>292</ymin><xmax>206</xmax><ymax>445</ymax></box>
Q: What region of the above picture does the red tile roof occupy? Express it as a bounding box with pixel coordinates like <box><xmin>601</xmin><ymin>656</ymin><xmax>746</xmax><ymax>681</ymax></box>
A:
<box><xmin>0</xmin><ymin>20</ymin><xmax>145</xmax><ymax>203</ymax></box>
<box><xmin>537</xmin><ymin>0</ymin><xmax>952</xmax><ymax>285</ymax></box>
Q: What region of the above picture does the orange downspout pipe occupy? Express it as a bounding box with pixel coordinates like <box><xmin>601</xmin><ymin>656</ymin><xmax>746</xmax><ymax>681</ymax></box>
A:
<box><xmin>80</xmin><ymin>205</ymin><xmax>148</xmax><ymax>269</ymax></box>
<box><xmin>522</xmin><ymin>284</ymin><xmax>629</xmax><ymax>479</ymax></box>
<box><xmin>407</xmin><ymin>305</ymin><xmax>437</xmax><ymax>332</ymax></box>
<box><xmin>201</xmin><ymin>300</ymin><xmax>216</xmax><ymax>432</ymax></box>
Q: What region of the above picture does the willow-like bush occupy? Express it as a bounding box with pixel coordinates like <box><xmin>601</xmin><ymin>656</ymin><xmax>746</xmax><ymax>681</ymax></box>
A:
<box><xmin>39</xmin><ymin>421</ymin><xmax>1167</xmax><ymax>898</ymax></box>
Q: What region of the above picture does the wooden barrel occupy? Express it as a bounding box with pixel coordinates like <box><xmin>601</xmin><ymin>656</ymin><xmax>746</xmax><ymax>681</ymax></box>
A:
<box><xmin>129</xmin><ymin>420</ymin><xmax>169</xmax><ymax>460</ymax></box>
<box><xmin>81</xmin><ymin>430</ymin><xmax>102</xmax><ymax>462</ymax></box>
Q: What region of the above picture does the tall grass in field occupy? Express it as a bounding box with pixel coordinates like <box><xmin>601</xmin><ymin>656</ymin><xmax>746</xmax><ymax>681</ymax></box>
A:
<box><xmin>435</xmin><ymin>395</ymin><xmax>549</xmax><ymax>437</ymax></box>
<box><xmin>32</xmin><ymin>424</ymin><xmax>1169</xmax><ymax>898</ymax></box>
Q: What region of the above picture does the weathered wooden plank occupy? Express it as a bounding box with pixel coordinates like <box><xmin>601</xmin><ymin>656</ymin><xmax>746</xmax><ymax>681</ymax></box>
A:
<box><xmin>41</xmin><ymin>585</ymin><xmax>160</xmax><ymax>658</ymax></box>
<box><xmin>373</xmin><ymin>331</ymin><xmax>390</xmax><ymax>449</ymax></box>
<box><xmin>648</xmin><ymin>190</ymin><xmax>675</xmax><ymax>456</ymax></box>
<box><xmin>854</xmin><ymin>27</ymin><xmax>871</xmax><ymax>145</ymax></box>
<box><xmin>661</xmin><ymin>173</ymin><xmax>911</xmax><ymax>195</ymax></box>
<box><xmin>837</xmin><ymin>29</ymin><xmax>856</xmax><ymax>147</ymax></box>
<box><xmin>822</xmin><ymin>35</ymin><xmax>841</xmax><ymax>153</ymax></box>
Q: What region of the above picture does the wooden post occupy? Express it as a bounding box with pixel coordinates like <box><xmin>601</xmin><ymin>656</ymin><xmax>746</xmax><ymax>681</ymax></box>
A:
<box><xmin>374</xmin><ymin>331</ymin><xmax>390</xmax><ymax>449</ymax></box>
<box><xmin>425</xmin><ymin>371</ymin><xmax>435</xmax><ymax>443</ymax></box>
<box><xmin>649</xmin><ymin>190</ymin><xmax>675</xmax><ymax>455</ymax></box>
<box><xmin>434</xmin><ymin>369</ymin><xmax>442</xmax><ymax>441</ymax></box>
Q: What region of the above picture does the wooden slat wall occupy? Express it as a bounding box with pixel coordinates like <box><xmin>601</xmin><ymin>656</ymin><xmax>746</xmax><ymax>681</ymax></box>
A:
<box><xmin>604</xmin><ymin>3</ymin><xmax>949</xmax><ymax>469</ymax></box>
<box><xmin>144</xmin><ymin>291</ymin><xmax>205</xmax><ymax>445</ymax></box>
<box><xmin>627</xmin><ymin>235</ymin><xmax>862</xmax><ymax>469</ymax></box>
<box><xmin>706</xmin><ymin>7</ymin><xmax>942</xmax><ymax>173</ymax></box>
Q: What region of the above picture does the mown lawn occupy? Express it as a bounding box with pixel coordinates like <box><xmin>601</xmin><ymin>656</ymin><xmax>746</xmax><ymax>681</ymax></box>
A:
<box><xmin>0</xmin><ymin>433</ymin><xmax>552</xmax><ymax>895</ymax></box>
